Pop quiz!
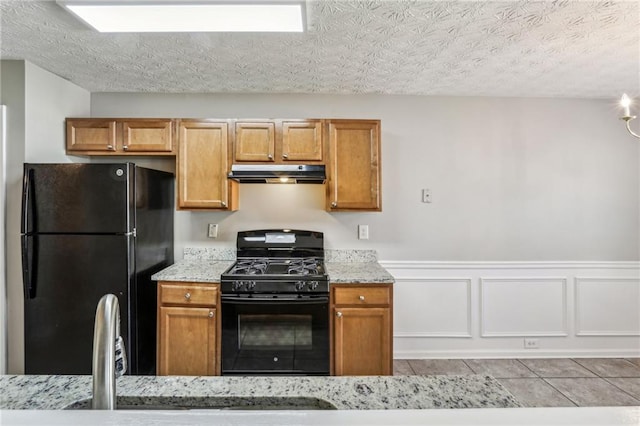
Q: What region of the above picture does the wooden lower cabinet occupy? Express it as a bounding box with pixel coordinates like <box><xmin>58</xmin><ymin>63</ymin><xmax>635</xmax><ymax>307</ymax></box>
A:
<box><xmin>158</xmin><ymin>306</ymin><xmax>217</xmax><ymax>376</ymax></box>
<box><xmin>157</xmin><ymin>282</ymin><xmax>220</xmax><ymax>376</ymax></box>
<box><xmin>331</xmin><ymin>284</ymin><xmax>393</xmax><ymax>376</ymax></box>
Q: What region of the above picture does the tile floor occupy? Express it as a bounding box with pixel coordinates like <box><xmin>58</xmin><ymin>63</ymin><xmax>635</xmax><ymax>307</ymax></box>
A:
<box><xmin>393</xmin><ymin>358</ymin><xmax>640</xmax><ymax>407</ymax></box>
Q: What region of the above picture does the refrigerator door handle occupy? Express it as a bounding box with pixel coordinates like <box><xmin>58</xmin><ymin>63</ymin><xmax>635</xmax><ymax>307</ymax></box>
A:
<box><xmin>21</xmin><ymin>167</ymin><xmax>34</xmax><ymax>234</ymax></box>
<box><xmin>22</xmin><ymin>235</ymin><xmax>37</xmax><ymax>299</ymax></box>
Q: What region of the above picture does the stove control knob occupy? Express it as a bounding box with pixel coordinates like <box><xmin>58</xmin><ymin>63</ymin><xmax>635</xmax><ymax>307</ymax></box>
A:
<box><xmin>232</xmin><ymin>281</ymin><xmax>245</xmax><ymax>291</ymax></box>
<box><xmin>247</xmin><ymin>281</ymin><xmax>256</xmax><ymax>290</ymax></box>
<box><xmin>309</xmin><ymin>281</ymin><xmax>319</xmax><ymax>290</ymax></box>
<box><xmin>295</xmin><ymin>281</ymin><xmax>306</xmax><ymax>291</ymax></box>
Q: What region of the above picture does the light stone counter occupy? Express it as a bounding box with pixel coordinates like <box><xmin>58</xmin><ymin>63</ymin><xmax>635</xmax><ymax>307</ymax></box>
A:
<box><xmin>151</xmin><ymin>260</ymin><xmax>233</xmax><ymax>283</ymax></box>
<box><xmin>324</xmin><ymin>262</ymin><xmax>394</xmax><ymax>284</ymax></box>
<box><xmin>151</xmin><ymin>249</ymin><xmax>394</xmax><ymax>285</ymax></box>
<box><xmin>0</xmin><ymin>374</ymin><xmax>519</xmax><ymax>410</ymax></box>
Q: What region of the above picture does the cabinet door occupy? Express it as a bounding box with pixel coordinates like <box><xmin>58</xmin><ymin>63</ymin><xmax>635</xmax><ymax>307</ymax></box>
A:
<box><xmin>66</xmin><ymin>119</ymin><xmax>117</xmax><ymax>153</ymax></box>
<box><xmin>158</xmin><ymin>306</ymin><xmax>217</xmax><ymax>376</ymax></box>
<box><xmin>333</xmin><ymin>307</ymin><xmax>391</xmax><ymax>376</ymax></box>
<box><xmin>281</xmin><ymin>120</ymin><xmax>323</xmax><ymax>162</ymax></box>
<box><xmin>121</xmin><ymin>119</ymin><xmax>173</xmax><ymax>153</ymax></box>
<box><xmin>327</xmin><ymin>120</ymin><xmax>381</xmax><ymax>211</ymax></box>
<box><xmin>234</xmin><ymin>121</ymin><xmax>275</xmax><ymax>162</ymax></box>
<box><xmin>177</xmin><ymin>120</ymin><xmax>235</xmax><ymax>209</ymax></box>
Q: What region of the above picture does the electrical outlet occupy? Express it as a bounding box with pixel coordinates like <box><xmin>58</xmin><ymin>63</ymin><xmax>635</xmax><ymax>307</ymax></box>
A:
<box><xmin>422</xmin><ymin>188</ymin><xmax>432</xmax><ymax>203</ymax></box>
<box><xmin>207</xmin><ymin>223</ymin><xmax>218</xmax><ymax>238</ymax></box>
<box><xmin>358</xmin><ymin>224</ymin><xmax>369</xmax><ymax>240</ymax></box>
<box><xmin>524</xmin><ymin>338</ymin><xmax>539</xmax><ymax>349</ymax></box>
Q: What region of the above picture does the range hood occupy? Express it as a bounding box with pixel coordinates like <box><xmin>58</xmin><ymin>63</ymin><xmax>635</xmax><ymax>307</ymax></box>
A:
<box><xmin>228</xmin><ymin>164</ymin><xmax>326</xmax><ymax>184</ymax></box>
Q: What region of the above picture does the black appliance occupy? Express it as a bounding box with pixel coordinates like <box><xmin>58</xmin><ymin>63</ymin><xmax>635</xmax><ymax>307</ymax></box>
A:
<box><xmin>227</xmin><ymin>164</ymin><xmax>326</xmax><ymax>184</ymax></box>
<box><xmin>220</xmin><ymin>229</ymin><xmax>329</xmax><ymax>376</ymax></box>
<box><xmin>21</xmin><ymin>163</ymin><xmax>174</xmax><ymax>375</ymax></box>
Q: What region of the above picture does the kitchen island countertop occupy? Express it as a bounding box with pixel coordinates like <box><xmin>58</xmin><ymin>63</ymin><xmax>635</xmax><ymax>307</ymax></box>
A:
<box><xmin>0</xmin><ymin>374</ymin><xmax>518</xmax><ymax>410</ymax></box>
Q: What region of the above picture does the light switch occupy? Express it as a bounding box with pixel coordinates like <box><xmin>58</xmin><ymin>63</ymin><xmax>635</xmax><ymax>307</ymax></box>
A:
<box><xmin>358</xmin><ymin>224</ymin><xmax>369</xmax><ymax>240</ymax></box>
<box><xmin>422</xmin><ymin>188</ymin><xmax>432</xmax><ymax>203</ymax></box>
<box><xmin>207</xmin><ymin>223</ymin><xmax>218</xmax><ymax>238</ymax></box>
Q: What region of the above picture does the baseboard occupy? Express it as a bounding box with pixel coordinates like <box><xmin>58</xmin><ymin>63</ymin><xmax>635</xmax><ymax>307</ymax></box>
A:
<box><xmin>393</xmin><ymin>348</ymin><xmax>640</xmax><ymax>359</ymax></box>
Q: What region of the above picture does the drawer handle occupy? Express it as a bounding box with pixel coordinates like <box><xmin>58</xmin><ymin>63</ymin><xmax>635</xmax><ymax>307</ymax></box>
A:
<box><xmin>336</xmin><ymin>311</ymin><xmax>342</xmax><ymax>318</ymax></box>
<box><xmin>282</xmin><ymin>153</ymin><xmax>288</xmax><ymax>159</ymax></box>
<box><xmin>208</xmin><ymin>311</ymin><xmax>214</xmax><ymax>318</ymax></box>
<box><xmin>267</xmin><ymin>154</ymin><xmax>273</xmax><ymax>160</ymax></box>
<box><xmin>106</xmin><ymin>145</ymin><xmax>115</xmax><ymax>150</ymax></box>
<box><xmin>184</xmin><ymin>292</ymin><xmax>191</xmax><ymax>300</ymax></box>
<box><xmin>122</xmin><ymin>145</ymin><xmax>129</xmax><ymax>150</ymax></box>
<box><xmin>221</xmin><ymin>201</ymin><xmax>227</xmax><ymax>208</ymax></box>
<box><xmin>359</xmin><ymin>295</ymin><xmax>365</xmax><ymax>301</ymax></box>
<box><xmin>331</xmin><ymin>202</ymin><xmax>337</xmax><ymax>208</ymax></box>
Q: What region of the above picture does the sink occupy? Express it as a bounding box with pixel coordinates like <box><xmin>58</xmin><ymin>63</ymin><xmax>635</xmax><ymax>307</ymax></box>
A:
<box><xmin>65</xmin><ymin>395</ymin><xmax>337</xmax><ymax>410</ymax></box>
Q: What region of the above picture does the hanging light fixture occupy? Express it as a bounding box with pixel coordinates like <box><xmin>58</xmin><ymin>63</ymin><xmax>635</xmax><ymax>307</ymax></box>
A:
<box><xmin>619</xmin><ymin>94</ymin><xmax>639</xmax><ymax>139</ymax></box>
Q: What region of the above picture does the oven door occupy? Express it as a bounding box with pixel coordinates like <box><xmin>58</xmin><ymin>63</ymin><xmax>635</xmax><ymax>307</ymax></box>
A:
<box><xmin>221</xmin><ymin>294</ymin><xmax>329</xmax><ymax>375</ymax></box>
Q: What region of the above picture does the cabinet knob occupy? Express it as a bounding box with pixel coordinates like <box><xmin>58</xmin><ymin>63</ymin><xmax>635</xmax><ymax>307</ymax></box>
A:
<box><xmin>184</xmin><ymin>292</ymin><xmax>191</xmax><ymax>300</ymax></box>
<box><xmin>208</xmin><ymin>311</ymin><xmax>214</xmax><ymax>318</ymax></box>
<box><xmin>106</xmin><ymin>145</ymin><xmax>115</xmax><ymax>150</ymax></box>
<box><xmin>221</xmin><ymin>201</ymin><xmax>227</xmax><ymax>208</ymax></box>
<box><xmin>267</xmin><ymin>154</ymin><xmax>273</xmax><ymax>160</ymax></box>
<box><xmin>336</xmin><ymin>311</ymin><xmax>343</xmax><ymax>318</ymax></box>
<box><xmin>122</xmin><ymin>145</ymin><xmax>129</xmax><ymax>150</ymax></box>
<box><xmin>331</xmin><ymin>202</ymin><xmax>337</xmax><ymax>208</ymax></box>
<box><xmin>359</xmin><ymin>295</ymin><xmax>365</xmax><ymax>301</ymax></box>
<box><xmin>282</xmin><ymin>153</ymin><xmax>288</xmax><ymax>159</ymax></box>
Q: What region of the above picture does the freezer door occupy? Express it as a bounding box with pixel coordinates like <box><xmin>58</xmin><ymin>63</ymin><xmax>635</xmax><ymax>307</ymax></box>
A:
<box><xmin>23</xmin><ymin>234</ymin><xmax>134</xmax><ymax>375</ymax></box>
<box><xmin>22</xmin><ymin>163</ymin><xmax>135</xmax><ymax>234</ymax></box>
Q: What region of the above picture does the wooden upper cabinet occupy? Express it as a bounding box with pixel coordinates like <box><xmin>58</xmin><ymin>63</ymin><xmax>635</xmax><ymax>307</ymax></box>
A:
<box><xmin>66</xmin><ymin>118</ymin><xmax>174</xmax><ymax>155</ymax></box>
<box><xmin>281</xmin><ymin>120</ymin><xmax>323</xmax><ymax>162</ymax></box>
<box><xmin>177</xmin><ymin>120</ymin><xmax>237</xmax><ymax>210</ymax></box>
<box><xmin>233</xmin><ymin>119</ymin><xmax>324</xmax><ymax>164</ymax></box>
<box><xmin>66</xmin><ymin>119</ymin><xmax>118</xmax><ymax>153</ymax></box>
<box><xmin>234</xmin><ymin>121</ymin><xmax>276</xmax><ymax>162</ymax></box>
<box><xmin>326</xmin><ymin>120</ymin><xmax>381</xmax><ymax>211</ymax></box>
<box><xmin>121</xmin><ymin>119</ymin><xmax>173</xmax><ymax>152</ymax></box>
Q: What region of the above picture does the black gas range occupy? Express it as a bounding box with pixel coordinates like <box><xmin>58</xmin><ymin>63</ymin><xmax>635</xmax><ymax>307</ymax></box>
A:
<box><xmin>220</xmin><ymin>229</ymin><xmax>329</xmax><ymax>295</ymax></box>
<box><xmin>220</xmin><ymin>230</ymin><xmax>330</xmax><ymax>376</ymax></box>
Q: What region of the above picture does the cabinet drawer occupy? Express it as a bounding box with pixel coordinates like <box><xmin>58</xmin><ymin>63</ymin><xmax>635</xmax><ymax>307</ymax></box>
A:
<box><xmin>333</xmin><ymin>286</ymin><xmax>390</xmax><ymax>305</ymax></box>
<box><xmin>160</xmin><ymin>283</ymin><xmax>218</xmax><ymax>306</ymax></box>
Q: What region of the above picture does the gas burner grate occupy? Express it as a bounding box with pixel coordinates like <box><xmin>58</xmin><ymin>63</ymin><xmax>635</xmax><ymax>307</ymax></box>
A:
<box><xmin>229</xmin><ymin>259</ymin><xmax>268</xmax><ymax>275</ymax></box>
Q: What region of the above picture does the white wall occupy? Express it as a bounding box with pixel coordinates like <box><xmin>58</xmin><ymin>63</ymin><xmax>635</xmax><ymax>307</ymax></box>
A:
<box><xmin>3</xmin><ymin>84</ymin><xmax>638</xmax><ymax>366</ymax></box>
<box><xmin>91</xmin><ymin>93</ymin><xmax>640</xmax><ymax>262</ymax></box>
<box><xmin>0</xmin><ymin>105</ymin><xmax>7</xmax><ymax>374</ymax></box>
<box><xmin>91</xmin><ymin>93</ymin><xmax>640</xmax><ymax>358</ymax></box>
<box><xmin>1</xmin><ymin>60</ymin><xmax>90</xmax><ymax>373</ymax></box>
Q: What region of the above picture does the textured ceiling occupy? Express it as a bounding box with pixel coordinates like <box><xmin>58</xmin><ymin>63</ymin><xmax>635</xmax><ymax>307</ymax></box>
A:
<box><xmin>0</xmin><ymin>0</ymin><xmax>639</xmax><ymax>98</ymax></box>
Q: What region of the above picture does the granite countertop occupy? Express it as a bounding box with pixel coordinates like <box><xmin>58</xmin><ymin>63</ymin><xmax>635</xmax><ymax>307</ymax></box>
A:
<box><xmin>151</xmin><ymin>249</ymin><xmax>394</xmax><ymax>284</ymax></box>
<box><xmin>151</xmin><ymin>260</ymin><xmax>233</xmax><ymax>283</ymax></box>
<box><xmin>0</xmin><ymin>374</ymin><xmax>520</xmax><ymax>410</ymax></box>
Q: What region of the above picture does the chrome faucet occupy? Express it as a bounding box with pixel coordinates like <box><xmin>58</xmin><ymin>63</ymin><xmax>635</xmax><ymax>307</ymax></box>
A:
<box><xmin>92</xmin><ymin>294</ymin><xmax>127</xmax><ymax>410</ymax></box>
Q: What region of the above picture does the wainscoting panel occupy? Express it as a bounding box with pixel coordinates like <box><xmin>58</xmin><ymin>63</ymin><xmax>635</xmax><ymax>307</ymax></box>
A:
<box><xmin>575</xmin><ymin>277</ymin><xmax>640</xmax><ymax>336</ymax></box>
<box><xmin>382</xmin><ymin>261</ymin><xmax>640</xmax><ymax>359</ymax></box>
<box><xmin>394</xmin><ymin>278</ymin><xmax>472</xmax><ymax>338</ymax></box>
<box><xmin>480</xmin><ymin>277</ymin><xmax>567</xmax><ymax>337</ymax></box>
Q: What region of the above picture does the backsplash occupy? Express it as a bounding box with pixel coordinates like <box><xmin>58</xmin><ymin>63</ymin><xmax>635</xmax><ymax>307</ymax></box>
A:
<box><xmin>183</xmin><ymin>248</ymin><xmax>378</xmax><ymax>262</ymax></box>
<box><xmin>183</xmin><ymin>247</ymin><xmax>236</xmax><ymax>261</ymax></box>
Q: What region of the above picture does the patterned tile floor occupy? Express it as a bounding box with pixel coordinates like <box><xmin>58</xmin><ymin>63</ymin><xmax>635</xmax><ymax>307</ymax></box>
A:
<box><xmin>394</xmin><ymin>358</ymin><xmax>640</xmax><ymax>407</ymax></box>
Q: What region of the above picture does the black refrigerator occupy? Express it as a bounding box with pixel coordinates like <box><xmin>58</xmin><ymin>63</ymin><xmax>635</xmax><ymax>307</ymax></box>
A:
<box><xmin>21</xmin><ymin>163</ymin><xmax>174</xmax><ymax>375</ymax></box>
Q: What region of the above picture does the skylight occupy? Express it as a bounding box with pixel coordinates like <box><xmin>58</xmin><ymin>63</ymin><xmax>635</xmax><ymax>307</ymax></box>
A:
<box><xmin>58</xmin><ymin>1</ymin><xmax>305</xmax><ymax>33</ymax></box>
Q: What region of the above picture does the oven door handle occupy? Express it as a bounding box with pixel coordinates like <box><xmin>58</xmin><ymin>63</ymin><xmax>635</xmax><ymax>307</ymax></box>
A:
<box><xmin>221</xmin><ymin>296</ymin><xmax>328</xmax><ymax>304</ymax></box>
